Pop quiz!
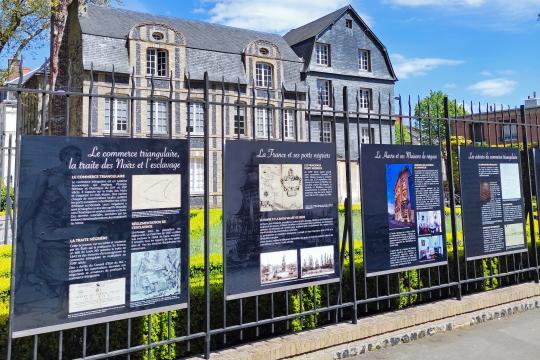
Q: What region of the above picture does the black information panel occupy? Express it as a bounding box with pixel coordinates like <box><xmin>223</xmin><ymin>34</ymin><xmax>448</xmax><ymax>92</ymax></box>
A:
<box><xmin>361</xmin><ymin>145</ymin><xmax>447</xmax><ymax>276</ymax></box>
<box><xmin>459</xmin><ymin>147</ymin><xmax>527</xmax><ymax>260</ymax></box>
<box><xmin>12</xmin><ymin>136</ymin><xmax>189</xmax><ymax>337</ymax></box>
<box><xmin>224</xmin><ymin>140</ymin><xmax>340</xmax><ymax>299</ymax></box>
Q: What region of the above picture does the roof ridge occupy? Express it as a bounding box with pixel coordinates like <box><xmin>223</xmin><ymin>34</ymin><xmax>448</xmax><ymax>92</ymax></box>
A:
<box><xmin>86</xmin><ymin>3</ymin><xmax>284</xmax><ymax>39</ymax></box>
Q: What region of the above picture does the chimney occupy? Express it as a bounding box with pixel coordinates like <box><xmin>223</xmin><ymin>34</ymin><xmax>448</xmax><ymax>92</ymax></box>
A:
<box><xmin>6</xmin><ymin>58</ymin><xmax>20</xmax><ymax>81</ymax></box>
<box><xmin>525</xmin><ymin>91</ymin><xmax>540</xmax><ymax>109</ymax></box>
<box><xmin>6</xmin><ymin>58</ymin><xmax>31</xmax><ymax>82</ymax></box>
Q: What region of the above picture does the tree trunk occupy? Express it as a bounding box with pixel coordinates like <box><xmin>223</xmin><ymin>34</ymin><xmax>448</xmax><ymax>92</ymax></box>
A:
<box><xmin>49</xmin><ymin>0</ymin><xmax>72</xmax><ymax>91</ymax></box>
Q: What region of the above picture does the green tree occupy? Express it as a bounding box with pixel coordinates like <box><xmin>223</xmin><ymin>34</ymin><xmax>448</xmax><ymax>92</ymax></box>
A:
<box><xmin>415</xmin><ymin>90</ymin><xmax>467</xmax><ymax>143</ymax></box>
<box><xmin>0</xmin><ymin>0</ymin><xmax>56</xmax><ymax>65</ymax></box>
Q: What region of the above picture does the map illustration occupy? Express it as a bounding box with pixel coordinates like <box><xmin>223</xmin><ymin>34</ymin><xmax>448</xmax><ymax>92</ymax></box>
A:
<box><xmin>132</xmin><ymin>174</ymin><xmax>181</xmax><ymax>210</ymax></box>
<box><xmin>259</xmin><ymin>164</ymin><xmax>303</xmax><ymax>212</ymax></box>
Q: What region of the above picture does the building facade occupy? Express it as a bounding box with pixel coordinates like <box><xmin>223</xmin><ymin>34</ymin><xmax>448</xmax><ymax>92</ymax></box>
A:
<box><xmin>53</xmin><ymin>2</ymin><xmax>397</xmax><ymax>205</ymax></box>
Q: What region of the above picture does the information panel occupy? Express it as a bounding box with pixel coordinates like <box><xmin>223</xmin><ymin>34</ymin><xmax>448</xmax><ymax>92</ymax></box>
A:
<box><xmin>361</xmin><ymin>145</ymin><xmax>447</xmax><ymax>276</ymax></box>
<box><xmin>12</xmin><ymin>136</ymin><xmax>189</xmax><ymax>337</ymax></box>
<box><xmin>224</xmin><ymin>140</ymin><xmax>340</xmax><ymax>299</ymax></box>
<box><xmin>459</xmin><ymin>147</ymin><xmax>527</xmax><ymax>260</ymax></box>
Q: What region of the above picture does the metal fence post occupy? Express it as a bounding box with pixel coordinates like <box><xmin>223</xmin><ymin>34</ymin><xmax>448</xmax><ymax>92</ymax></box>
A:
<box><xmin>342</xmin><ymin>87</ymin><xmax>358</xmax><ymax>322</ymax></box>
<box><xmin>520</xmin><ymin>105</ymin><xmax>539</xmax><ymax>283</ymax></box>
<box><xmin>203</xmin><ymin>72</ymin><xmax>212</xmax><ymax>358</ymax></box>
<box><xmin>443</xmin><ymin>97</ymin><xmax>462</xmax><ymax>299</ymax></box>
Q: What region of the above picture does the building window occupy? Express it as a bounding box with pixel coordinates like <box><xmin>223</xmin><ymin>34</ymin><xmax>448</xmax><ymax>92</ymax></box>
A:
<box><xmin>146</xmin><ymin>48</ymin><xmax>168</xmax><ymax>77</ymax></box>
<box><xmin>104</xmin><ymin>98</ymin><xmax>128</xmax><ymax>133</ymax></box>
<box><xmin>315</xmin><ymin>43</ymin><xmax>330</xmax><ymax>66</ymax></box>
<box><xmin>346</xmin><ymin>19</ymin><xmax>353</xmax><ymax>28</ymax></box>
<box><xmin>189</xmin><ymin>103</ymin><xmax>204</xmax><ymax>135</ymax></box>
<box><xmin>284</xmin><ymin>109</ymin><xmax>295</xmax><ymax>140</ymax></box>
<box><xmin>359</xmin><ymin>89</ymin><xmax>371</xmax><ymax>110</ymax></box>
<box><xmin>256</xmin><ymin>107</ymin><xmax>273</xmax><ymax>138</ymax></box>
<box><xmin>361</xmin><ymin>127</ymin><xmax>375</xmax><ymax>144</ymax></box>
<box><xmin>358</xmin><ymin>49</ymin><xmax>370</xmax><ymax>71</ymax></box>
<box><xmin>469</xmin><ymin>123</ymin><xmax>484</xmax><ymax>143</ymax></box>
<box><xmin>255</xmin><ymin>63</ymin><xmax>273</xmax><ymax>88</ymax></box>
<box><xmin>190</xmin><ymin>158</ymin><xmax>204</xmax><ymax>194</ymax></box>
<box><xmin>234</xmin><ymin>103</ymin><xmax>246</xmax><ymax>135</ymax></box>
<box><xmin>147</xmin><ymin>100</ymin><xmax>168</xmax><ymax>134</ymax></box>
<box><xmin>502</xmin><ymin>121</ymin><xmax>518</xmax><ymax>141</ymax></box>
<box><xmin>322</xmin><ymin>121</ymin><xmax>332</xmax><ymax>143</ymax></box>
<box><xmin>152</xmin><ymin>32</ymin><xmax>164</xmax><ymax>41</ymax></box>
<box><xmin>317</xmin><ymin>79</ymin><xmax>331</xmax><ymax>106</ymax></box>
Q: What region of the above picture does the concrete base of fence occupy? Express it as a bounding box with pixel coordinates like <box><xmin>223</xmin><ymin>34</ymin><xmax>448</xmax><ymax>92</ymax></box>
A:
<box><xmin>194</xmin><ymin>283</ymin><xmax>540</xmax><ymax>359</ymax></box>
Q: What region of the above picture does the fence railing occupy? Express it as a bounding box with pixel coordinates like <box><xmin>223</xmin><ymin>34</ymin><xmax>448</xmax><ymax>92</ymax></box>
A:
<box><xmin>1</xmin><ymin>66</ymin><xmax>539</xmax><ymax>360</ymax></box>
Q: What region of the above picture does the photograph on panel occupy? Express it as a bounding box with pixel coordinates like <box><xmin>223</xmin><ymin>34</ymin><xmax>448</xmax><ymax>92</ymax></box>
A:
<box><xmin>417</xmin><ymin>210</ymin><xmax>442</xmax><ymax>236</ymax></box>
<box><xmin>69</xmin><ymin>278</ymin><xmax>126</xmax><ymax>314</ymax></box>
<box><xmin>130</xmin><ymin>248</ymin><xmax>181</xmax><ymax>302</ymax></box>
<box><xmin>300</xmin><ymin>245</ymin><xmax>335</xmax><ymax>278</ymax></box>
<box><xmin>504</xmin><ymin>223</ymin><xmax>525</xmax><ymax>248</ymax></box>
<box><xmin>259</xmin><ymin>164</ymin><xmax>303</xmax><ymax>212</ymax></box>
<box><xmin>500</xmin><ymin>163</ymin><xmax>521</xmax><ymax>200</ymax></box>
<box><xmin>418</xmin><ymin>235</ymin><xmax>444</xmax><ymax>262</ymax></box>
<box><xmin>260</xmin><ymin>250</ymin><xmax>299</xmax><ymax>284</ymax></box>
<box><xmin>386</xmin><ymin>164</ymin><xmax>415</xmax><ymax>229</ymax></box>
<box><xmin>132</xmin><ymin>174</ymin><xmax>182</xmax><ymax>210</ymax></box>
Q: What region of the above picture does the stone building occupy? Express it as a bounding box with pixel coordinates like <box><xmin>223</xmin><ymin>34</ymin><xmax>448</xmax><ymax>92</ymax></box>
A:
<box><xmin>55</xmin><ymin>2</ymin><xmax>397</xmax><ymax>204</ymax></box>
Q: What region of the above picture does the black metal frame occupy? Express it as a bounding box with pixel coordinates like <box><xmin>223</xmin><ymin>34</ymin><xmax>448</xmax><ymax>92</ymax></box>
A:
<box><xmin>1</xmin><ymin>61</ymin><xmax>539</xmax><ymax>359</ymax></box>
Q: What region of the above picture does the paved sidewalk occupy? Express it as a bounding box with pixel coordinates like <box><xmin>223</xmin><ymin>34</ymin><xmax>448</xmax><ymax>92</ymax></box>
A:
<box><xmin>363</xmin><ymin>305</ymin><xmax>540</xmax><ymax>360</ymax></box>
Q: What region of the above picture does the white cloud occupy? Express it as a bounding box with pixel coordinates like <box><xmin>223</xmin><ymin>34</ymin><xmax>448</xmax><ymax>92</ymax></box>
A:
<box><xmin>467</xmin><ymin>78</ymin><xmax>517</xmax><ymax>97</ymax></box>
<box><xmin>388</xmin><ymin>0</ymin><xmax>485</xmax><ymax>6</ymax></box>
<box><xmin>202</xmin><ymin>0</ymin><xmax>371</xmax><ymax>34</ymax></box>
<box><xmin>386</xmin><ymin>0</ymin><xmax>540</xmax><ymax>29</ymax></box>
<box><xmin>444</xmin><ymin>83</ymin><xmax>457</xmax><ymax>89</ymax></box>
<box><xmin>391</xmin><ymin>53</ymin><xmax>463</xmax><ymax>79</ymax></box>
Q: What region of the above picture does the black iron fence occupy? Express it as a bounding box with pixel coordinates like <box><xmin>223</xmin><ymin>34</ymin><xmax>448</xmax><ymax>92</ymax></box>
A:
<box><xmin>0</xmin><ymin>64</ymin><xmax>539</xmax><ymax>360</ymax></box>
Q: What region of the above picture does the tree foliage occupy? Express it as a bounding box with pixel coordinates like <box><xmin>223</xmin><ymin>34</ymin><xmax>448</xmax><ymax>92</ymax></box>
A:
<box><xmin>0</xmin><ymin>0</ymin><xmax>56</xmax><ymax>62</ymax></box>
<box><xmin>415</xmin><ymin>90</ymin><xmax>467</xmax><ymax>142</ymax></box>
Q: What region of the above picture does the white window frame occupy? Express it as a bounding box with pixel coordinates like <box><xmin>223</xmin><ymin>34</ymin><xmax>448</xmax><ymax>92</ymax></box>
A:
<box><xmin>147</xmin><ymin>100</ymin><xmax>168</xmax><ymax>134</ymax></box>
<box><xmin>361</xmin><ymin>127</ymin><xmax>374</xmax><ymax>144</ymax></box>
<box><xmin>146</xmin><ymin>48</ymin><xmax>168</xmax><ymax>77</ymax></box>
<box><xmin>317</xmin><ymin>79</ymin><xmax>331</xmax><ymax>107</ymax></box>
<box><xmin>189</xmin><ymin>103</ymin><xmax>204</xmax><ymax>135</ymax></box>
<box><xmin>190</xmin><ymin>158</ymin><xmax>204</xmax><ymax>194</ymax></box>
<box><xmin>256</xmin><ymin>107</ymin><xmax>273</xmax><ymax>139</ymax></box>
<box><xmin>346</xmin><ymin>19</ymin><xmax>353</xmax><ymax>29</ymax></box>
<box><xmin>359</xmin><ymin>89</ymin><xmax>371</xmax><ymax>110</ymax></box>
<box><xmin>104</xmin><ymin>97</ymin><xmax>129</xmax><ymax>133</ymax></box>
<box><xmin>284</xmin><ymin>109</ymin><xmax>296</xmax><ymax>140</ymax></box>
<box><xmin>358</xmin><ymin>49</ymin><xmax>370</xmax><ymax>71</ymax></box>
<box><xmin>322</xmin><ymin>121</ymin><xmax>332</xmax><ymax>143</ymax></box>
<box><xmin>255</xmin><ymin>63</ymin><xmax>273</xmax><ymax>88</ymax></box>
<box><xmin>315</xmin><ymin>43</ymin><xmax>330</xmax><ymax>66</ymax></box>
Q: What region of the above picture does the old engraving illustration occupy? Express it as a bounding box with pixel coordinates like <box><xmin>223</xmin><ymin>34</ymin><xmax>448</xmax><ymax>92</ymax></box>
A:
<box><xmin>132</xmin><ymin>174</ymin><xmax>181</xmax><ymax>210</ymax></box>
<box><xmin>259</xmin><ymin>164</ymin><xmax>303</xmax><ymax>212</ymax></box>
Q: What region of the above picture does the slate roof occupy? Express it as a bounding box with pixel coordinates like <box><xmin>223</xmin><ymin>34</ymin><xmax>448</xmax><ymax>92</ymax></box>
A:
<box><xmin>283</xmin><ymin>6</ymin><xmax>350</xmax><ymax>46</ymax></box>
<box><xmin>283</xmin><ymin>5</ymin><xmax>397</xmax><ymax>81</ymax></box>
<box><xmin>80</xmin><ymin>4</ymin><xmax>305</xmax><ymax>83</ymax></box>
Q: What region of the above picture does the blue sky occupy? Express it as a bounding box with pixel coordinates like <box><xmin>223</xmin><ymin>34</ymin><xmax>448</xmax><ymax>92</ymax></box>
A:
<box><xmin>18</xmin><ymin>0</ymin><xmax>540</xmax><ymax>107</ymax></box>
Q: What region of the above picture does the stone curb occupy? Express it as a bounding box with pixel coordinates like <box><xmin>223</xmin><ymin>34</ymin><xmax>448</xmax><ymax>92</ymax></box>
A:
<box><xmin>187</xmin><ymin>283</ymin><xmax>540</xmax><ymax>360</ymax></box>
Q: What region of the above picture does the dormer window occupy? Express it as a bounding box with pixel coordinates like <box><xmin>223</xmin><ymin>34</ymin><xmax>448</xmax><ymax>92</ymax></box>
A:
<box><xmin>315</xmin><ymin>43</ymin><xmax>330</xmax><ymax>66</ymax></box>
<box><xmin>152</xmin><ymin>32</ymin><xmax>164</xmax><ymax>41</ymax></box>
<box><xmin>255</xmin><ymin>63</ymin><xmax>273</xmax><ymax>88</ymax></box>
<box><xmin>146</xmin><ymin>48</ymin><xmax>168</xmax><ymax>77</ymax></box>
<box><xmin>259</xmin><ymin>47</ymin><xmax>269</xmax><ymax>56</ymax></box>
<box><xmin>346</xmin><ymin>19</ymin><xmax>353</xmax><ymax>29</ymax></box>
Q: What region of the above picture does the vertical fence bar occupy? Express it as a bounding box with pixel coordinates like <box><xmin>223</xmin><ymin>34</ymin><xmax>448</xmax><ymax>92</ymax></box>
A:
<box><xmin>520</xmin><ymin>105</ymin><xmax>539</xmax><ymax>282</ymax></box>
<box><xmin>342</xmin><ymin>87</ymin><xmax>358</xmax><ymax>322</ymax></box>
<box><xmin>203</xmin><ymin>72</ymin><xmax>211</xmax><ymax>359</ymax></box>
<box><xmin>444</xmin><ymin>97</ymin><xmax>462</xmax><ymax>299</ymax></box>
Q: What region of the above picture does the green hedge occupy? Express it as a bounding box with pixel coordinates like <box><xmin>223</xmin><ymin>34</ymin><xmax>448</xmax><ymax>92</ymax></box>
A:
<box><xmin>2</xmin><ymin>208</ymin><xmax>535</xmax><ymax>358</ymax></box>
